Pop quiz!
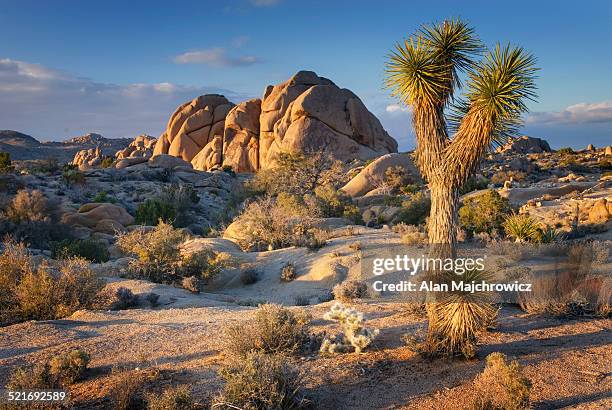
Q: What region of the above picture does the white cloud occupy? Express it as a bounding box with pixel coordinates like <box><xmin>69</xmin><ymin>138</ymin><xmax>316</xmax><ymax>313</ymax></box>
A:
<box><xmin>527</xmin><ymin>101</ymin><xmax>612</xmax><ymax>125</ymax></box>
<box><xmin>173</xmin><ymin>48</ymin><xmax>260</xmax><ymax>67</ymax></box>
<box><xmin>0</xmin><ymin>58</ymin><xmax>250</xmax><ymax>140</ymax></box>
<box><xmin>385</xmin><ymin>103</ymin><xmax>411</xmax><ymax>114</ymax></box>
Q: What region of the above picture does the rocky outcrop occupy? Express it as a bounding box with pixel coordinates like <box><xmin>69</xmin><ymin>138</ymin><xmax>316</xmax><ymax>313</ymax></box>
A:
<box><xmin>258</xmin><ymin>71</ymin><xmax>397</xmax><ymax>168</ymax></box>
<box><xmin>116</xmin><ymin>134</ymin><xmax>156</xmax><ymax>160</ymax></box>
<box><xmin>154</xmin><ymin>71</ymin><xmax>398</xmax><ymax>172</ymax></box>
<box><xmin>588</xmin><ymin>198</ymin><xmax>611</xmax><ymax>224</ymax></box>
<box><xmin>222</xmin><ymin>99</ymin><xmax>261</xmax><ymax>172</ymax></box>
<box><xmin>341</xmin><ymin>153</ymin><xmax>420</xmax><ymax>197</ymax></box>
<box><xmin>63</xmin><ymin>203</ymin><xmax>135</xmax><ymax>234</ymax></box>
<box><xmin>605</xmin><ymin>146</ymin><xmax>612</xmax><ymax>156</ymax></box>
<box><xmin>496</xmin><ymin>136</ymin><xmax>552</xmax><ymax>154</ymax></box>
<box><xmin>153</xmin><ymin>95</ymin><xmax>235</xmax><ymax>164</ymax></box>
<box><xmin>72</xmin><ymin>146</ymin><xmax>104</xmax><ymax>170</ymax></box>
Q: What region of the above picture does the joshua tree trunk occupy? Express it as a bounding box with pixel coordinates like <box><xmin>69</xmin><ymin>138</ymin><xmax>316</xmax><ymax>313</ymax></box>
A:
<box><xmin>427</xmin><ymin>180</ymin><xmax>459</xmax><ymax>259</ymax></box>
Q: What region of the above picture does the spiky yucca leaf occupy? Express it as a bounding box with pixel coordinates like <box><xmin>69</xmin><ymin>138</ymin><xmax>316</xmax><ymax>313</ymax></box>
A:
<box><xmin>419</xmin><ymin>18</ymin><xmax>483</xmax><ymax>99</ymax></box>
<box><xmin>429</xmin><ymin>268</ymin><xmax>497</xmax><ymax>358</ymax></box>
<box><xmin>503</xmin><ymin>213</ymin><xmax>540</xmax><ymax>242</ymax></box>
<box><xmin>385</xmin><ymin>36</ymin><xmax>450</xmax><ymax>107</ymax></box>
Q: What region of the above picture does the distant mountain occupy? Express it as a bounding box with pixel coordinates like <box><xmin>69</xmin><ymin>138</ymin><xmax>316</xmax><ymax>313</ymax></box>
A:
<box><xmin>0</xmin><ymin>130</ymin><xmax>41</xmax><ymax>148</ymax></box>
<box><xmin>0</xmin><ymin>130</ymin><xmax>132</xmax><ymax>162</ymax></box>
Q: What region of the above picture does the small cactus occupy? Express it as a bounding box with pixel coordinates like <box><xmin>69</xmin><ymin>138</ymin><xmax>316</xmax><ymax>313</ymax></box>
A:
<box><xmin>320</xmin><ymin>302</ymin><xmax>379</xmax><ymax>354</ymax></box>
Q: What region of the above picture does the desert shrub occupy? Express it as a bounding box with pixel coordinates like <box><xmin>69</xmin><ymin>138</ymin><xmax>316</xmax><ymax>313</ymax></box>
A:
<box><xmin>4</xmin><ymin>189</ymin><xmax>54</xmax><ymax>224</ymax></box>
<box><xmin>342</xmin><ymin>204</ymin><xmax>364</xmax><ymax>224</ymax></box>
<box><xmin>490</xmin><ymin>170</ymin><xmax>527</xmax><ymax>186</ymax></box>
<box><xmin>400</xmin><ymin>225</ymin><xmax>429</xmax><ymax>246</ymax></box>
<box><xmin>94</xmin><ymin>286</ymin><xmax>139</xmax><ymax>310</ymax></box>
<box><xmin>471</xmin><ymin>352</ymin><xmax>531</xmax><ymax>410</ymax></box>
<box><xmin>250</xmin><ymin>151</ymin><xmax>346</xmax><ymax>196</ymax></box>
<box><xmin>280</xmin><ymin>262</ymin><xmax>297</xmax><ymax>282</ymax></box>
<box><xmin>393</xmin><ymin>191</ymin><xmax>431</xmax><ymax>226</ymax></box>
<box><xmin>320</xmin><ymin>302</ymin><xmax>379</xmax><ymax>353</ymax></box>
<box><xmin>146</xmin><ymin>385</ymin><xmax>194</xmax><ymax>410</ymax></box>
<box><xmin>557</xmin><ymin>147</ymin><xmax>574</xmax><ymax>154</ymax></box>
<box><xmin>180</xmin><ymin>249</ymin><xmax>232</xmax><ymax>281</ymax></box>
<box><xmin>400</xmin><ymin>183</ymin><xmax>421</xmax><ymax>195</ymax></box>
<box><xmin>459</xmin><ymin>176</ymin><xmax>490</xmax><ymax>194</ymax></box>
<box><xmin>115</xmin><ymin>222</ymin><xmax>184</xmax><ymax>282</ymax></box>
<box><xmin>459</xmin><ymin>189</ymin><xmax>512</xmax><ymax>234</ymax></box>
<box><xmin>503</xmin><ymin>214</ymin><xmax>540</xmax><ymax>242</ymax></box>
<box><xmin>312</xmin><ymin>185</ymin><xmax>354</xmax><ymax>218</ymax></box>
<box><xmin>145</xmin><ymin>292</ymin><xmax>160</xmax><ymax>307</ymax></box>
<box><xmin>92</xmin><ymin>190</ymin><xmax>117</xmax><ymax>203</ymax></box>
<box><xmin>136</xmin><ymin>199</ymin><xmax>177</xmax><ymax>226</ymax></box>
<box><xmin>240</xmin><ymin>268</ymin><xmax>259</xmax><ymax>285</ymax></box>
<box><xmin>181</xmin><ymin>276</ymin><xmax>201</xmax><ymax>293</ymax></box>
<box><xmin>232</xmin><ymin>196</ymin><xmax>318</xmax><ymax>251</ymax></box>
<box><xmin>50</xmin><ymin>238</ymin><xmax>110</xmax><ymax>263</ymax></box>
<box><xmin>381</xmin><ymin>165</ymin><xmax>417</xmax><ymax>193</ymax></box>
<box><xmin>62</xmin><ymin>168</ymin><xmax>86</xmax><ymax>186</ymax></box>
<box><xmin>0</xmin><ymin>151</ymin><xmax>13</xmax><ymax>173</ymax></box>
<box><xmin>8</xmin><ymin>349</ymin><xmax>90</xmax><ymax>389</ymax></box>
<box><xmin>223</xmin><ymin>303</ymin><xmax>311</xmax><ymax>357</ymax></box>
<box><xmin>332</xmin><ymin>280</ymin><xmax>369</xmax><ymax>302</ymax></box>
<box><xmin>12</xmin><ymin>257</ymin><xmax>103</xmax><ymax>321</ymax></box>
<box><xmin>158</xmin><ymin>184</ymin><xmax>200</xmax><ymax>227</ymax></box>
<box><xmin>215</xmin><ymin>351</ymin><xmax>310</xmax><ymax>410</ymax></box>
<box><xmin>100</xmin><ymin>156</ymin><xmax>114</xmax><ymax>168</ymax></box>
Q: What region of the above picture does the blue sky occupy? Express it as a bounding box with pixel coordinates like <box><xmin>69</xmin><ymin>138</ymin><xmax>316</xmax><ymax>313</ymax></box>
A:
<box><xmin>1</xmin><ymin>0</ymin><xmax>611</xmax><ymax>149</ymax></box>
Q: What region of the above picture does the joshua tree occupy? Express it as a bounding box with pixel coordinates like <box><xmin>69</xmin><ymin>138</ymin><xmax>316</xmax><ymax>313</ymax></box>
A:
<box><xmin>385</xmin><ymin>18</ymin><xmax>537</xmax><ymax>258</ymax></box>
<box><xmin>385</xmin><ymin>19</ymin><xmax>537</xmax><ymax>357</ymax></box>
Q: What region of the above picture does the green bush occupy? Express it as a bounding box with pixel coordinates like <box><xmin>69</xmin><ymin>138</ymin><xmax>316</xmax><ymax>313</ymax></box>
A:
<box><xmin>135</xmin><ymin>199</ymin><xmax>176</xmax><ymax>226</ymax></box>
<box><xmin>223</xmin><ymin>303</ymin><xmax>311</xmax><ymax>357</ymax></box>
<box><xmin>215</xmin><ymin>351</ymin><xmax>310</xmax><ymax>410</ymax></box>
<box><xmin>459</xmin><ymin>189</ymin><xmax>512</xmax><ymax>234</ymax></box>
<box><xmin>0</xmin><ymin>151</ymin><xmax>13</xmax><ymax>173</ymax></box>
<box><xmin>459</xmin><ymin>176</ymin><xmax>490</xmax><ymax>194</ymax></box>
<box><xmin>92</xmin><ymin>190</ymin><xmax>117</xmax><ymax>203</ymax></box>
<box><xmin>62</xmin><ymin>169</ymin><xmax>86</xmax><ymax>186</ymax></box>
<box><xmin>393</xmin><ymin>191</ymin><xmax>431</xmax><ymax>226</ymax></box>
<box><xmin>50</xmin><ymin>238</ymin><xmax>110</xmax><ymax>263</ymax></box>
<box><xmin>557</xmin><ymin>147</ymin><xmax>574</xmax><ymax>155</ymax></box>
<box><xmin>100</xmin><ymin>157</ymin><xmax>114</xmax><ymax>168</ymax></box>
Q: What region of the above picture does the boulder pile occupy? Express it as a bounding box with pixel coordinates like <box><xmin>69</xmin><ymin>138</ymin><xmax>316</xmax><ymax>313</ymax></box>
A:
<box><xmin>152</xmin><ymin>71</ymin><xmax>398</xmax><ymax>172</ymax></box>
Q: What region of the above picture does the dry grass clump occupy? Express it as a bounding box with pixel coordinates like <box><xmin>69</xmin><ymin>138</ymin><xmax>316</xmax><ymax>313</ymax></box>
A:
<box><xmin>398</xmin><ymin>224</ymin><xmax>428</xmax><ymax>246</ymax></box>
<box><xmin>320</xmin><ymin>302</ymin><xmax>379</xmax><ymax>354</ymax></box>
<box><xmin>7</xmin><ymin>349</ymin><xmax>90</xmax><ymax>390</ymax></box>
<box><xmin>214</xmin><ymin>351</ymin><xmax>311</xmax><ymax>410</ymax></box>
<box><xmin>280</xmin><ymin>262</ymin><xmax>297</xmax><ymax>282</ymax></box>
<box><xmin>116</xmin><ymin>221</ymin><xmax>231</xmax><ymax>285</ymax></box>
<box><xmin>470</xmin><ymin>352</ymin><xmax>531</xmax><ymax>410</ymax></box>
<box><xmin>0</xmin><ymin>240</ymin><xmax>103</xmax><ymax>325</ymax></box>
<box><xmin>332</xmin><ymin>280</ymin><xmax>369</xmax><ymax>302</ymax></box>
<box><xmin>223</xmin><ymin>303</ymin><xmax>311</xmax><ymax>357</ymax></box>
<box><xmin>146</xmin><ymin>385</ymin><xmax>194</xmax><ymax>410</ymax></box>
<box><xmin>491</xmin><ymin>170</ymin><xmax>528</xmax><ymax>185</ymax></box>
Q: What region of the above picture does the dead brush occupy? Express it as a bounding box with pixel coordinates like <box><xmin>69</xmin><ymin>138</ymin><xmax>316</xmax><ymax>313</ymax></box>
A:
<box><xmin>223</xmin><ymin>303</ymin><xmax>311</xmax><ymax>357</ymax></box>
<box><xmin>470</xmin><ymin>352</ymin><xmax>531</xmax><ymax>410</ymax></box>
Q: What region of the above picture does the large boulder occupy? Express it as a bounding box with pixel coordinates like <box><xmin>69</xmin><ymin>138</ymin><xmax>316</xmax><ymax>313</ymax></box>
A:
<box><xmin>149</xmin><ymin>154</ymin><xmax>193</xmax><ymax>170</ymax></box>
<box><xmin>259</xmin><ymin>71</ymin><xmax>397</xmax><ymax>168</ymax></box>
<box><xmin>222</xmin><ymin>98</ymin><xmax>262</xmax><ymax>172</ymax></box>
<box><xmin>588</xmin><ymin>198</ymin><xmax>611</xmax><ymax>224</ymax></box>
<box><xmin>341</xmin><ymin>153</ymin><xmax>420</xmax><ymax>197</ymax></box>
<box><xmin>153</xmin><ymin>94</ymin><xmax>235</xmax><ymax>163</ymax></box>
<box><xmin>63</xmin><ymin>203</ymin><xmax>134</xmax><ymax>233</ymax></box>
<box><xmin>496</xmin><ymin>136</ymin><xmax>552</xmax><ymax>154</ymax></box>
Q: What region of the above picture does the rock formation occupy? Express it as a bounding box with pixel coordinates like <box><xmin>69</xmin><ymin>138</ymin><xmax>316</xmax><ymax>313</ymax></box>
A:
<box><xmin>72</xmin><ymin>146</ymin><xmax>103</xmax><ymax>170</ymax></box>
<box><xmin>153</xmin><ymin>95</ymin><xmax>235</xmax><ymax>165</ymax></box>
<box><xmin>496</xmin><ymin>136</ymin><xmax>552</xmax><ymax>154</ymax></box>
<box><xmin>116</xmin><ymin>134</ymin><xmax>156</xmax><ymax>160</ymax></box>
<box><xmin>153</xmin><ymin>71</ymin><xmax>398</xmax><ymax>172</ymax></box>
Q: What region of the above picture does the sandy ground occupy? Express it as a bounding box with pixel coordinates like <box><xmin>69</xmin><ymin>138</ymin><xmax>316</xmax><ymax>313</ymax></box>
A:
<box><xmin>1</xmin><ymin>297</ymin><xmax>610</xmax><ymax>409</ymax></box>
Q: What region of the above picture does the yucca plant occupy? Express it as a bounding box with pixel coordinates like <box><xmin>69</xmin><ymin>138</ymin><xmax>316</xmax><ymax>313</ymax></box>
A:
<box><xmin>537</xmin><ymin>225</ymin><xmax>562</xmax><ymax>244</ymax></box>
<box><xmin>503</xmin><ymin>213</ymin><xmax>540</xmax><ymax>242</ymax></box>
<box><xmin>385</xmin><ymin>18</ymin><xmax>537</xmax><ymax>357</ymax></box>
<box><xmin>427</xmin><ymin>269</ymin><xmax>498</xmax><ymax>358</ymax></box>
